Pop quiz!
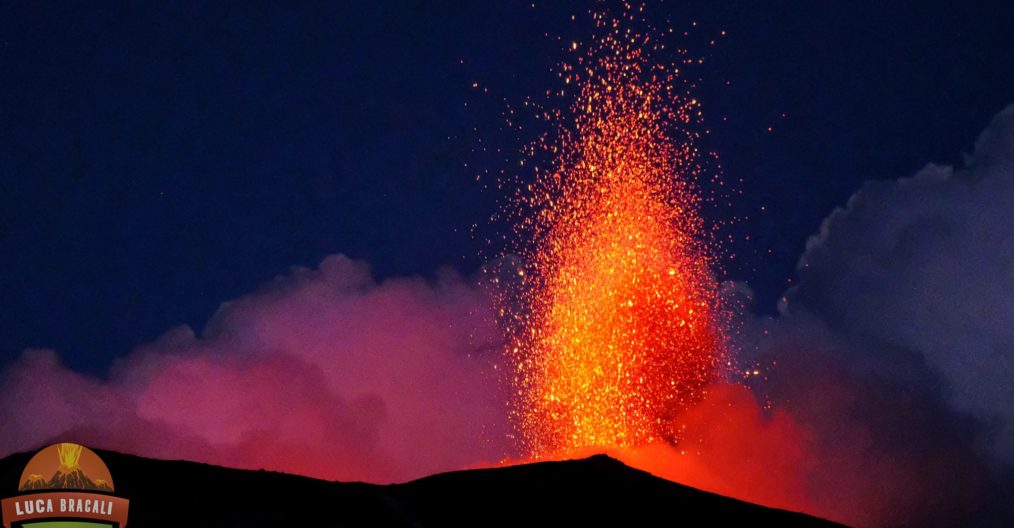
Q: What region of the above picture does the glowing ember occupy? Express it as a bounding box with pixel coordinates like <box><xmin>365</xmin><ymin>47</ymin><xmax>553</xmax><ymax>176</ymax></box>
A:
<box><xmin>502</xmin><ymin>9</ymin><xmax>727</xmax><ymax>458</ymax></box>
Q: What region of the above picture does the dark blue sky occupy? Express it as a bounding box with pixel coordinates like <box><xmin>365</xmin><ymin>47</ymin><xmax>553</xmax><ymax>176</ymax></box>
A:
<box><xmin>2</xmin><ymin>1</ymin><xmax>1013</xmax><ymax>374</ymax></box>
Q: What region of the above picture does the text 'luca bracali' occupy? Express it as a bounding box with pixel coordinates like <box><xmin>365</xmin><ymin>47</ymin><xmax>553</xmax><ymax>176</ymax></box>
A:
<box><xmin>1</xmin><ymin>443</ymin><xmax>129</xmax><ymax>528</ymax></box>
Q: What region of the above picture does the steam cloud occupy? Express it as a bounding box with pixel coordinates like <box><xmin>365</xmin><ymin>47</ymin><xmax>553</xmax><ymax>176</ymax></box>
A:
<box><xmin>3</xmin><ymin>106</ymin><xmax>1014</xmax><ymax>526</ymax></box>
<box><xmin>0</xmin><ymin>257</ymin><xmax>510</xmax><ymax>483</ymax></box>
<box><xmin>724</xmin><ymin>104</ymin><xmax>1014</xmax><ymax>526</ymax></box>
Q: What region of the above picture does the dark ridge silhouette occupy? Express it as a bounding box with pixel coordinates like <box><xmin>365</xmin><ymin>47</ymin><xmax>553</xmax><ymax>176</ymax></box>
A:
<box><xmin>0</xmin><ymin>449</ymin><xmax>844</xmax><ymax>527</ymax></box>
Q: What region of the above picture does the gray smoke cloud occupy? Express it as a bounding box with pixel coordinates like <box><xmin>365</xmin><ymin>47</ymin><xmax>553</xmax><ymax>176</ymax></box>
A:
<box><xmin>736</xmin><ymin>105</ymin><xmax>1014</xmax><ymax>526</ymax></box>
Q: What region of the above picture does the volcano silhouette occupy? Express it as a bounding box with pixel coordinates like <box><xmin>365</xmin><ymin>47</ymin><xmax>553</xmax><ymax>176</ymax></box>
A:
<box><xmin>47</xmin><ymin>467</ymin><xmax>111</xmax><ymax>491</ymax></box>
<box><xmin>18</xmin><ymin>473</ymin><xmax>47</xmax><ymax>490</ymax></box>
<box><xmin>1</xmin><ymin>450</ymin><xmax>843</xmax><ymax>526</ymax></box>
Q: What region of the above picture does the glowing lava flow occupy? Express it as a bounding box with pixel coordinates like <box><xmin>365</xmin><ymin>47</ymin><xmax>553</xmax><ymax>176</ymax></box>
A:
<box><xmin>505</xmin><ymin>11</ymin><xmax>727</xmax><ymax>458</ymax></box>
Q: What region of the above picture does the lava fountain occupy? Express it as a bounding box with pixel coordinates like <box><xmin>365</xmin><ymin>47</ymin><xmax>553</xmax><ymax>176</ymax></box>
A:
<box><xmin>504</xmin><ymin>10</ymin><xmax>728</xmax><ymax>459</ymax></box>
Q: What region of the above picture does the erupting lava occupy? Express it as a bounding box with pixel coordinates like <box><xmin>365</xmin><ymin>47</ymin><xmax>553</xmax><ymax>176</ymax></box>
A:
<box><xmin>504</xmin><ymin>9</ymin><xmax>727</xmax><ymax>458</ymax></box>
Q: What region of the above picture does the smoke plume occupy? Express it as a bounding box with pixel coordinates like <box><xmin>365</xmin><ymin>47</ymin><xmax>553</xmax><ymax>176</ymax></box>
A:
<box><xmin>0</xmin><ymin>256</ymin><xmax>510</xmax><ymax>482</ymax></box>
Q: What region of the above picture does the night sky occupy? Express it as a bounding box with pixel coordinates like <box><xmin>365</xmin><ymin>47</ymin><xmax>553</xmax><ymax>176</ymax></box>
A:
<box><xmin>4</xmin><ymin>3</ymin><xmax>1014</xmax><ymax>525</ymax></box>
<box><xmin>3</xmin><ymin>1</ymin><xmax>1013</xmax><ymax>374</ymax></box>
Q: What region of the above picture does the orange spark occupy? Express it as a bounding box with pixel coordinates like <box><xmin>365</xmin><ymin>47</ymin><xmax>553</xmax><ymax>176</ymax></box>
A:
<box><xmin>502</xmin><ymin>10</ymin><xmax>727</xmax><ymax>458</ymax></box>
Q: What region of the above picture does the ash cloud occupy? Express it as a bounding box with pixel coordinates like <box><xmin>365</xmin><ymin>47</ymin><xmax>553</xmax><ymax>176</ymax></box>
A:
<box><xmin>0</xmin><ymin>255</ymin><xmax>510</xmax><ymax>483</ymax></box>
<box><xmin>733</xmin><ymin>104</ymin><xmax>1014</xmax><ymax>526</ymax></box>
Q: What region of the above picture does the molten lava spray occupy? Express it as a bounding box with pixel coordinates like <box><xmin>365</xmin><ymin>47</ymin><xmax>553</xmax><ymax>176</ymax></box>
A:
<box><xmin>504</xmin><ymin>10</ymin><xmax>727</xmax><ymax>458</ymax></box>
<box><xmin>495</xmin><ymin>12</ymin><xmax>933</xmax><ymax>526</ymax></box>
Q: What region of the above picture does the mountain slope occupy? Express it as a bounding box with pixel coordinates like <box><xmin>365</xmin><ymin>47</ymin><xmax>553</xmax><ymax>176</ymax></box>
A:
<box><xmin>47</xmin><ymin>467</ymin><xmax>97</xmax><ymax>490</ymax></box>
<box><xmin>0</xmin><ymin>449</ymin><xmax>843</xmax><ymax>527</ymax></box>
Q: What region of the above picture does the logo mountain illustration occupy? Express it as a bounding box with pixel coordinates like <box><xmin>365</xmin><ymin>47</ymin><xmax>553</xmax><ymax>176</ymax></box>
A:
<box><xmin>17</xmin><ymin>475</ymin><xmax>45</xmax><ymax>491</ymax></box>
<box><xmin>3</xmin><ymin>442</ymin><xmax>130</xmax><ymax>528</ymax></box>
<box><xmin>18</xmin><ymin>443</ymin><xmax>112</xmax><ymax>492</ymax></box>
<box><xmin>45</xmin><ymin>466</ymin><xmax>112</xmax><ymax>491</ymax></box>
